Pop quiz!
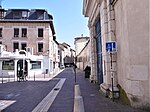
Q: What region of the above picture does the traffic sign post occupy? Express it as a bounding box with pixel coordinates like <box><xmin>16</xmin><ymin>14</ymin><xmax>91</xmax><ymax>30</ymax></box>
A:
<box><xmin>106</xmin><ymin>41</ymin><xmax>117</xmax><ymax>101</ymax></box>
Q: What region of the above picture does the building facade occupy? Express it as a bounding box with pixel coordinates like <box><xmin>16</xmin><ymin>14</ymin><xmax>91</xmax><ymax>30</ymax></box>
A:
<box><xmin>74</xmin><ymin>36</ymin><xmax>90</xmax><ymax>55</ymax></box>
<box><xmin>62</xmin><ymin>42</ymin><xmax>75</xmax><ymax>67</ymax></box>
<box><xmin>83</xmin><ymin>0</ymin><xmax>150</xmax><ymax>109</ymax></box>
<box><xmin>0</xmin><ymin>8</ymin><xmax>56</xmax><ymax>77</ymax></box>
<box><xmin>75</xmin><ymin>39</ymin><xmax>90</xmax><ymax>71</ymax></box>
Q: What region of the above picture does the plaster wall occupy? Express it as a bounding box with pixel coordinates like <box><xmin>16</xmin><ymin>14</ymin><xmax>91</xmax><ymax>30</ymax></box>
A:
<box><xmin>115</xmin><ymin>0</ymin><xmax>149</xmax><ymax>107</ymax></box>
<box><xmin>0</xmin><ymin>22</ymin><xmax>51</xmax><ymax>55</ymax></box>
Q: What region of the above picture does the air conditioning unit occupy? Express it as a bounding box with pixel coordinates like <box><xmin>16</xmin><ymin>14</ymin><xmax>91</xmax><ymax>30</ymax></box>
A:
<box><xmin>26</xmin><ymin>47</ymin><xmax>33</xmax><ymax>55</ymax></box>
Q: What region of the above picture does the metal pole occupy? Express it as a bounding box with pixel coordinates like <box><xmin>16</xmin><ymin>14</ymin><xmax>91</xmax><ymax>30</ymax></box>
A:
<box><xmin>2</xmin><ymin>72</ymin><xmax>3</xmax><ymax>84</ymax></box>
<box><xmin>110</xmin><ymin>53</ymin><xmax>114</xmax><ymax>102</ymax></box>
<box><xmin>111</xmin><ymin>72</ymin><xmax>114</xmax><ymax>102</ymax></box>
<box><xmin>74</xmin><ymin>67</ymin><xmax>76</xmax><ymax>83</ymax></box>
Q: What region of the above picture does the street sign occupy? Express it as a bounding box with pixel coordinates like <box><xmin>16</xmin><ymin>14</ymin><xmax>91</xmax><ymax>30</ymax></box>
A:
<box><xmin>106</xmin><ymin>41</ymin><xmax>117</xmax><ymax>52</ymax></box>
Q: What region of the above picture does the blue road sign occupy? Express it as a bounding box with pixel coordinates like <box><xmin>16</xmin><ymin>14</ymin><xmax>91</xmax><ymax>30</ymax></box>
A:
<box><xmin>106</xmin><ymin>41</ymin><xmax>116</xmax><ymax>52</ymax></box>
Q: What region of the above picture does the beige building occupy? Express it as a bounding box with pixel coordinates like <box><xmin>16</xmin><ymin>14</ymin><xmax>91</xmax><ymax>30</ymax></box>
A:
<box><xmin>83</xmin><ymin>0</ymin><xmax>149</xmax><ymax>109</ymax></box>
<box><xmin>75</xmin><ymin>40</ymin><xmax>90</xmax><ymax>71</ymax></box>
<box><xmin>74</xmin><ymin>36</ymin><xmax>89</xmax><ymax>55</ymax></box>
<box><xmin>0</xmin><ymin>8</ymin><xmax>56</xmax><ymax>75</ymax></box>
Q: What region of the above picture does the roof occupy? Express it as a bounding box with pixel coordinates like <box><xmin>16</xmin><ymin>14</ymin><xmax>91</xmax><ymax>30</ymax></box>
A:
<box><xmin>0</xmin><ymin>8</ymin><xmax>53</xmax><ymax>20</ymax></box>
<box><xmin>0</xmin><ymin>8</ymin><xmax>55</xmax><ymax>35</ymax></box>
<box><xmin>62</xmin><ymin>42</ymin><xmax>71</xmax><ymax>47</ymax></box>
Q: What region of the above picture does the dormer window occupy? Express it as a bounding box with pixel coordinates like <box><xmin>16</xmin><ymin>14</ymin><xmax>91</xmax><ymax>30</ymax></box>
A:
<box><xmin>0</xmin><ymin>9</ymin><xmax>5</xmax><ymax>19</ymax></box>
<box><xmin>22</xmin><ymin>11</ymin><xmax>28</xmax><ymax>19</ymax></box>
<box><xmin>13</xmin><ymin>12</ymin><xmax>21</xmax><ymax>19</ymax></box>
<box><xmin>37</xmin><ymin>12</ymin><xmax>44</xmax><ymax>20</ymax></box>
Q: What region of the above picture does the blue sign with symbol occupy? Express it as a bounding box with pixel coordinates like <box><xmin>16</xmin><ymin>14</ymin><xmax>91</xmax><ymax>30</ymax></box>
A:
<box><xmin>106</xmin><ymin>41</ymin><xmax>117</xmax><ymax>52</ymax></box>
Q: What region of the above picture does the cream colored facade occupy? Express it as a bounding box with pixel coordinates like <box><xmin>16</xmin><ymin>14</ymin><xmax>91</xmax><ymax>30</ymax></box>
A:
<box><xmin>0</xmin><ymin>22</ymin><xmax>52</xmax><ymax>55</ymax></box>
<box><xmin>76</xmin><ymin>40</ymin><xmax>90</xmax><ymax>70</ymax></box>
<box><xmin>74</xmin><ymin>36</ymin><xmax>89</xmax><ymax>55</ymax></box>
<box><xmin>83</xmin><ymin>0</ymin><xmax>150</xmax><ymax>109</ymax></box>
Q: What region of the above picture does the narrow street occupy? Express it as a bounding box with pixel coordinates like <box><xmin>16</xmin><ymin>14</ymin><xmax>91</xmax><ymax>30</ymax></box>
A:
<box><xmin>0</xmin><ymin>68</ymin><xmax>147</xmax><ymax>112</ymax></box>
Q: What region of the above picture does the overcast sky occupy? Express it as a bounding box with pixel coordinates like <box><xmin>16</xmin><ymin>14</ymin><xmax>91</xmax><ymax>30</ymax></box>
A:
<box><xmin>2</xmin><ymin>0</ymin><xmax>89</xmax><ymax>49</ymax></box>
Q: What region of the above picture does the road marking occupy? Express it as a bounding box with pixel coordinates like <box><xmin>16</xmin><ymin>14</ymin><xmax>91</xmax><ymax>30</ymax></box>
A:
<box><xmin>0</xmin><ymin>100</ymin><xmax>16</xmax><ymax>111</ymax></box>
<box><xmin>32</xmin><ymin>78</ymin><xmax>66</xmax><ymax>112</ymax></box>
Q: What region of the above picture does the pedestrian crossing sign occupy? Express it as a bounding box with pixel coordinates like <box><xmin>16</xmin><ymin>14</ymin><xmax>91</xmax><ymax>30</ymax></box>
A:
<box><xmin>106</xmin><ymin>41</ymin><xmax>117</xmax><ymax>52</ymax></box>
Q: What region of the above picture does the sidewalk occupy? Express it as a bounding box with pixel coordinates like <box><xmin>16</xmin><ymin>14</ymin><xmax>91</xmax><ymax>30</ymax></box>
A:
<box><xmin>49</xmin><ymin>67</ymin><xmax>147</xmax><ymax>112</ymax></box>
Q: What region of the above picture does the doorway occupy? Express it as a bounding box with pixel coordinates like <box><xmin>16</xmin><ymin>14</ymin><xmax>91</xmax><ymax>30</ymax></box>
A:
<box><xmin>17</xmin><ymin>59</ymin><xmax>28</xmax><ymax>79</ymax></box>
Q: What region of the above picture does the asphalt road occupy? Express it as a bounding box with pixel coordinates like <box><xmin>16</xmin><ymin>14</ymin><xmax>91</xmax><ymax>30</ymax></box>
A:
<box><xmin>0</xmin><ymin>79</ymin><xmax>59</xmax><ymax>112</ymax></box>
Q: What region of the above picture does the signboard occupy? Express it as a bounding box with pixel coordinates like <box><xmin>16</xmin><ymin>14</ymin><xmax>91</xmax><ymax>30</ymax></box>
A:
<box><xmin>106</xmin><ymin>41</ymin><xmax>117</xmax><ymax>52</ymax></box>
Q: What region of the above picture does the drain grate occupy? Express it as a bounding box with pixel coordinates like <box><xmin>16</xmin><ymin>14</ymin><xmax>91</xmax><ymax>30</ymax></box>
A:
<box><xmin>54</xmin><ymin>88</ymin><xmax>60</xmax><ymax>91</ymax></box>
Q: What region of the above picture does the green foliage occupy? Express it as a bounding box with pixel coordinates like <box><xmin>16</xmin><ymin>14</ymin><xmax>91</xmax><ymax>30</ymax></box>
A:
<box><xmin>118</xmin><ymin>84</ymin><xmax>131</xmax><ymax>105</ymax></box>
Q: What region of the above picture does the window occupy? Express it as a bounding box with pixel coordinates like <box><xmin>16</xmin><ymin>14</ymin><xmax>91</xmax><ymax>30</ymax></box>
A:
<box><xmin>13</xmin><ymin>42</ymin><xmax>19</xmax><ymax>52</ymax></box>
<box><xmin>37</xmin><ymin>12</ymin><xmax>44</xmax><ymax>20</ymax></box>
<box><xmin>38</xmin><ymin>43</ymin><xmax>43</xmax><ymax>52</ymax></box>
<box><xmin>21</xmin><ymin>43</ymin><xmax>27</xmax><ymax>50</ymax></box>
<box><xmin>0</xmin><ymin>28</ymin><xmax>2</xmax><ymax>37</ymax></box>
<box><xmin>2</xmin><ymin>60</ymin><xmax>14</xmax><ymax>70</ymax></box>
<box><xmin>109</xmin><ymin>0</ymin><xmax>118</xmax><ymax>5</ymax></box>
<box><xmin>22</xmin><ymin>28</ymin><xmax>27</xmax><ymax>37</ymax></box>
<box><xmin>14</xmin><ymin>28</ymin><xmax>19</xmax><ymax>37</ymax></box>
<box><xmin>22</xmin><ymin>11</ymin><xmax>28</xmax><ymax>19</ymax></box>
<box><xmin>13</xmin><ymin>12</ymin><xmax>21</xmax><ymax>19</ymax></box>
<box><xmin>30</xmin><ymin>61</ymin><xmax>41</xmax><ymax>69</ymax></box>
<box><xmin>38</xmin><ymin>28</ymin><xmax>43</xmax><ymax>37</ymax></box>
<box><xmin>0</xmin><ymin>41</ymin><xmax>2</xmax><ymax>44</ymax></box>
<box><xmin>0</xmin><ymin>11</ymin><xmax>5</xmax><ymax>19</ymax></box>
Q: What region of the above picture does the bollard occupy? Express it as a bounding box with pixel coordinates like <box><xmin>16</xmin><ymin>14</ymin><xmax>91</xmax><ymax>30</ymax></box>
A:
<box><xmin>74</xmin><ymin>85</ymin><xmax>85</xmax><ymax>112</ymax></box>
<box><xmin>34</xmin><ymin>73</ymin><xmax>35</xmax><ymax>81</ymax></box>
<box><xmin>74</xmin><ymin>96</ymin><xmax>85</xmax><ymax>112</ymax></box>
<box><xmin>44</xmin><ymin>73</ymin><xmax>45</xmax><ymax>79</ymax></box>
<box><xmin>8</xmin><ymin>75</ymin><xmax>10</xmax><ymax>82</ymax></box>
<box><xmin>75</xmin><ymin>85</ymin><xmax>81</xmax><ymax>97</ymax></box>
<box><xmin>2</xmin><ymin>73</ymin><xmax>3</xmax><ymax>84</ymax></box>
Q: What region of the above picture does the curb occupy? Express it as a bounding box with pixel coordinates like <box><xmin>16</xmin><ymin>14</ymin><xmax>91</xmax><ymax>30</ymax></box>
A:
<box><xmin>74</xmin><ymin>84</ymin><xmax>85</xmax><ymax>112</ymax></box>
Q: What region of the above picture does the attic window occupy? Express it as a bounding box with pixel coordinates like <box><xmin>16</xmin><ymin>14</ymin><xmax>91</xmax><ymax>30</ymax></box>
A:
<box><xmin>22</xmin><ymin>11</ymin><xmax>28</xmax><ymax>19</ymax></box>
<box><xmin>0</xmin><ymin>11</ymin><xmax>5</xmax><ymax>19</ymax></box>
<box><xmin>37</xmin><ymin>12</ymin><xmax>44</xmax><ymax>20</ymax></box>
<box><xmin>13</xmin><ymin>12</ymin><xmax>21</xmax><ymax>19</ymax></box>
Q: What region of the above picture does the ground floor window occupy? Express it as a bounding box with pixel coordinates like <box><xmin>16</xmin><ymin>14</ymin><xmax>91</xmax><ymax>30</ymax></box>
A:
<box><xmin>30</xmin><ymin>61</ymin><xmax>41</xmax><ymax>69</ymax></box>
<box><xmin>2</xmin><ymin>60</ymin><xmax>14</xmax><ymax>70</ymax></box>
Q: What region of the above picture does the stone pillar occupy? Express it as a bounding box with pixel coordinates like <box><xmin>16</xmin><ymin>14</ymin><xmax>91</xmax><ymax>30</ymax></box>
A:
<box><xmin>100</xmin><ymin>0</ymin><xmax>119</xmax><ymax>98</ymax></box>
<box><xmin>88</xmin><ymin>24</ymin><xmax>97</xmax><ymax>83</ymax></box>
<box><xmin>106</xmin><ymin>0</ymin><xmax>118</xmax><ymax>97</ymax></box>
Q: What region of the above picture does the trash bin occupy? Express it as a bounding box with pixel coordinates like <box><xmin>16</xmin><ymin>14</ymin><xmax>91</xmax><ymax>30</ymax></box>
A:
<box><xmin>84</xmin><ymin>66</ymin><xmax>91</xmax><ymax>78</ymax></box>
